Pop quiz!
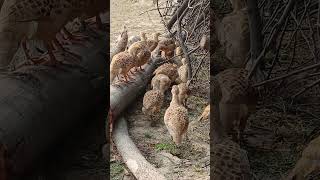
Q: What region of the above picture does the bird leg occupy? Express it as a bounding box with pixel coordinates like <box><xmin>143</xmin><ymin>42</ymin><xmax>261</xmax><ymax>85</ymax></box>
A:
<box><xmin>61</xmin><ymin>27</ymin><xmax>90</xmax><ymax>47</ymax></box>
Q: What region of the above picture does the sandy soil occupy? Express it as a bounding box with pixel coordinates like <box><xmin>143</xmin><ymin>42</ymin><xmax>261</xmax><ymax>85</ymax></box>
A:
<box><xmin>110</xmin><ymin>0</ymin><xmax>210</xmax><ymax>179</ymax></box>
<box><xmin>110</xmin><ymin>0</ymin><xmax>165</xmax><ymax>47</ymax></box>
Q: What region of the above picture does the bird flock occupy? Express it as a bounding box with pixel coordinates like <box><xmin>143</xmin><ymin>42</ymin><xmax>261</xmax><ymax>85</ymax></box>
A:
<box><xmin>110</xmin><ymin>0</ymin><xmax>320</xmax><ymax>178</ymax></box>
<box><xmin>110</xmin><ymin>25</ymin><xmax>196</xmax><ymax>145</ymax></box>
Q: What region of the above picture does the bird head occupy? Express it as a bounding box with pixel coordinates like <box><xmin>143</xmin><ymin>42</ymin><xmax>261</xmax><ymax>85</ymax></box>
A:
<box><xmin>171</xmin><ymin>85</ymin><xmax>179</xmax><ymax>96</ymax></box>
<box><xmin>181</xmin><ymin>58</ymin><xmax>186</xmax><ymax>65</ymax></box>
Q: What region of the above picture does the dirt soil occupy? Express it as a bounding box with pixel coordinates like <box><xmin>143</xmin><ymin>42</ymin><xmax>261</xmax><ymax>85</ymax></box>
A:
<box><xmin>110</xmin><ymin>0</ymin><xmax>210</xmax><ymax>180</ymax></box>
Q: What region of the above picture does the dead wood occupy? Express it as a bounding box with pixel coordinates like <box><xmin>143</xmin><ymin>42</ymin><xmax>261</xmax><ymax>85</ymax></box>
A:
<box><xmin>113</xmin><ymin>117</ymin><xmax>167</xmax><ymax>180</ymax></box>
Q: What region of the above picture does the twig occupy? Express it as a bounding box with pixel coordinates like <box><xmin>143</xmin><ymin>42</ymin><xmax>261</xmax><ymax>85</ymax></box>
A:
<box><xmin>187</xmin><ymin>51</ymin><xmax>208</xmax><ymax>87</ymax></box>
<box><xmin>253</xmin><ymin>62</ymin><xmax>320</xmax><ymax>87</ymax></box>
<box><xmin>292</xmin><ymin>78</ymin><xmax>320</xmax><ymax>98</ymax></box>
<box><xmin>248</xmin><ymin>0</ymin><xmax>296</xmax><ymax>79</ymax></box>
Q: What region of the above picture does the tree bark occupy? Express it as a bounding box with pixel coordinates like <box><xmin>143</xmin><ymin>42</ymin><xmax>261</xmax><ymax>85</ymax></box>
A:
<box><xmin>113</xmin><ymin>117</ymin><xmax>167</xmax><ymax>180</ymax></box>
<box><xmin>0</xmin><ymin>30</ymin><xmax>107</xmax><ymax>178</ymax></box>
<box><xmin>109</xmin><ymin>58</ymin><xmax>159</xmax><ymax>119</ymax></box>
<box><xmin>109</xmin><ymin>57</ymin><xmax>168</xmax><ymax>179</ymax></box>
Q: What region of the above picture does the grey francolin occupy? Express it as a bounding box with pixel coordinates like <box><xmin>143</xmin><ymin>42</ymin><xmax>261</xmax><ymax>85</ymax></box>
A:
<box><xmin>151</xmin><ymin>74</ymin><xmax>171</xmax><ymax>93</ymax></box>
<box><xmin>211</xmin><ymin>138</ymin><xmax>251</xmax><ymax>179</ymax></box>
<box><xmin>110</xmin><ymin>52</ymin><xmax>135</xmax><ymax>83</ymax></box>
<box><xmin>177</xmin><ymin>82</ymin><xmax>189</xmax><ymax>106</ymax></box>
<box><xmin>158</xmin><ymin>38</ymin><xmax>176</xmax><ymax>60</ymax></box>
<box><xmin>286</xmin><ymin>136</ymin><xmax>320</xmax><ymax>180</ymax></box>
<box><xmin>128</xmin><ymin>32</ymin><xmax>151</xmax><ymax>71</ymax></box>
<box><xmin>178</xmin><ymin>58</ymin><xmax>188</xmax><ymax>83</ymax></box>
<box><xmin>211</xmin><ymin>68</ymin><xmax>257</xmax><ymax>143</ymax></box>
<box><xmin>164</xmin><ymin>85</ymin><xmax>189</xmax><ymax>145</ymax></box>
<box><xmin>153</xmin><ymin>63</ymin><xmax>178</xmax><ymax>82</ymax></box>
<box><xmin>215</xmin><ymin>0</ymin><xmax>250</xmax><ymax>68</ymax></box>
<box><xmin>127</xmin><ymin>35</ymin><xmax>141</xmax><ymax>49</ymax></box>
<box><xmin>142</xmin><ymin>80</ymin><xmax>164</xmax><ymax>125</ymax></box>
<box><xmin>113</xmin><ymin>25</ymin><xmax>128</xmax><ymax>54</ymax></box>
<box><xmin>145</xmin><ymin>32</ymin><xmax>161</xmax><ymax>52</ymax></box>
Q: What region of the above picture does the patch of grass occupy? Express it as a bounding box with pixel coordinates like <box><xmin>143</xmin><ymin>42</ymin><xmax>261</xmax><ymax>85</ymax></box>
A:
<box><xmin>144</xmin><ymin>132</ymin><xmax>152</xmax><ymax>139</ymax></box>
<box><xmin>110</xmin><ymin>162</ymin><xmax>124</xmax><ymax>180</ymax></box>
<box><xmin>155</xmin><ymin>143</ymin><xmax>176</xmax><ymax>153</ymax></box>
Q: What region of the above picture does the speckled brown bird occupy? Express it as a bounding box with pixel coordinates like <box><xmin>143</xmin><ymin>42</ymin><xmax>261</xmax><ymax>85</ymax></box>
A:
<box><xmin>128</xmin><ymin>32</ymin><xmax>151</xmax><ymax>71</ymax></box>
<box><xmin>215</xmin><ymin>0</ymin><xmax>249</xmax><ymax>68</ymax></box>
<box><xmin>177</xmin><ymin>82</ymin><xmax>189</xmax><ymax>106</ymax></box>
<box><xmin>113</xmin><ymin>25</ymin><xmax>128</xmax><ymax>53</ymax></box>
<box><xmin>286</xmin><ymin>136</ymin><xmax>320</xmax><ymax>180</ymax></box>
<box><xmin>211</xmin><ymin>68</ymin><xmax>257</xmax><ymax>143</ymax></box>
<box><xmin>164</xmin><ymin>85</ymin><xmax>189</xmax><ymax>145</ymax></box>
<box><xmin>198</xmin><ymin>105</ymin><xmax>210</xmax><ymax>121</ymax></box>
<box><xmin>145</xmin><ymin>32</ymin><xmax>161</xmax><ymax>52</ymax></box>
<box><xmin>175</xmin><ymin>46</ymin><xmax>183</xmax><ymax>61</ymax></box>
<box><xmin>178</xmin><ymin>58</ymin><xmax>188</xmax><ymax>83</ymax></box>
<box><xmin>127</xmin><ymin>35</ymin><xmax>141</xmax><ymax>49</ymax></box>
<box><xmin>211</xmin><ymin>138</ymin><xmax>251</xmax><ymax>179</ymax></box>
<box><xmin>158</xmin><ymin>38</ymin><xmax>176</xmax><ymax>60</ymax></box>
<box><xmin>142</xmin><ymin>80</ymin><xmax>164</xmax><ymax>125</ymax></box>
<box><xmin>151</xmin><ymin>73</ymin><xmax>171</xmax><ymax>93</ymax></box>
<box><xmin>110</xmin><ymin>51</ymin><xmax>135</xmax><ymax>83</ymax></box>
<box><xmin>153</xmin><ymin>63</ymin><xmax>178</xmax><ymax>82</ymax></box>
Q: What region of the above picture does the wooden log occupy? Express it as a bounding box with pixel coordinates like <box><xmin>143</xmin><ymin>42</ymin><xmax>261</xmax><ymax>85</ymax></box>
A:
<box><xmin>113</xmin><ymin>117</ymin><xmax>166</xmax><ymax>180</ymax></box>
<box><xmin>109</xmin><ymin>57</ymin><xmax>168</xmax><ymax>180</ymax></box>
<box><xmin>0</xmin><ymin>30</ymin><xmax>107</xmax><ymax>178</ymax></box>
<box><xmin>109</xmin><ymin>58</ymin><xmax>159</xmax><ymax>120</ymax></box>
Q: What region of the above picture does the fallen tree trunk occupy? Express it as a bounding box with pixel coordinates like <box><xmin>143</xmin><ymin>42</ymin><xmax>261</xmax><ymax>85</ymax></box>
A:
<box><xmin>109</xmin><ymin>57</ymin><xmax>168</xmax><ymax>179</ymax></box>
<box><xmin>113</xmin><ymin>117</ymin><xmax>166</xmax><ymax>180</ymax></box>
<box><xmin>109</xmin><ymin>58</ymin><xmax>159</xmax><ymax>120</ymax></box>
<box><xmin>0</xmin><ymin>30</ymin><xmax>107</xmax><ymax>178</ymax></box>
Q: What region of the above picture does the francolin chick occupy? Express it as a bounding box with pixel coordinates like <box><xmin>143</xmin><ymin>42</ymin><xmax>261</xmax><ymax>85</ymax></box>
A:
<box><xmin>215</xmin><ymin>0</ymin><xmax>250</xmax><ymax>68</ymax></box>
<box><xmin>211</xmin><ymin>68</ymin><xmax>257</xmax><ymax>143</ymax></box>
<box><xmin>200</xmin><ymin>35</ymin><xmax>209</xmax><ymax>51</ymax></box>
<box><xmin>151</xmin><ymin>74</ymin><xmax>171</xmax><ymax>93</ymax></box>
<box><xmin>110</xmin><ymin>52</ymin><xmax>135</xmax><ymax>84</ymax></box>
<box><xmin>127</xmin><ymin>35</ymin><xmax>141</xmax><ymax>49</ymax></box>
<box><xmin>142</xmin><ymin>80</ymin><xmax>164</xmax><ymax>125</ymax></box>
<box><xmin>286</xmin><ymin>136</ymin><xmax>320</xmax><ymax>180</ymax></box>
<box><xmin>164</xmin><ymin>85</ymin><xmax>189</xmax><ymax>145</ymax></box>
<box><xmin>145</xmin><ymin>32</ymin><xmax>161</xmax><ymax>52</ymax></box>
<box><xmin>114</xmin><ymin>25</ymin><xmax>128</xmax><ymax>53</ymax></box>
<box><xmin>177</xmin><ymin>82</ymin><xmax>189</xmax><ymax>106</ymax></box>
<box><xmin>158</xmin><ymin>38</ymin><xmax>176</xmax><ymax>60</ymax></box>
<box><xmin>178</xmin><ymin>58</ymin><xmax>188</xmax><ymax>83</ymax></box>
<box><xmin>211</xmin><ymin>138</ymin><xmax>251</xmax><ymax>179</ymax></box>
<box><xmin>128</xmin><ymin>32</ymin><xmax>151</xmax><ymax>71</ymax></box>
<box><xmin>175</xmin><ymin>46</ymin><xmax>183</xmax><ymax>63</ymax></box>
<box><xmin>198</xmin><ymin>105</ymin><xmax>210</xmax><ymax>121</ymax></box>
<box><xmin>153</xmin><ymin>63</ymin><xmax>179</xmax><ymax>82</ymax></box>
